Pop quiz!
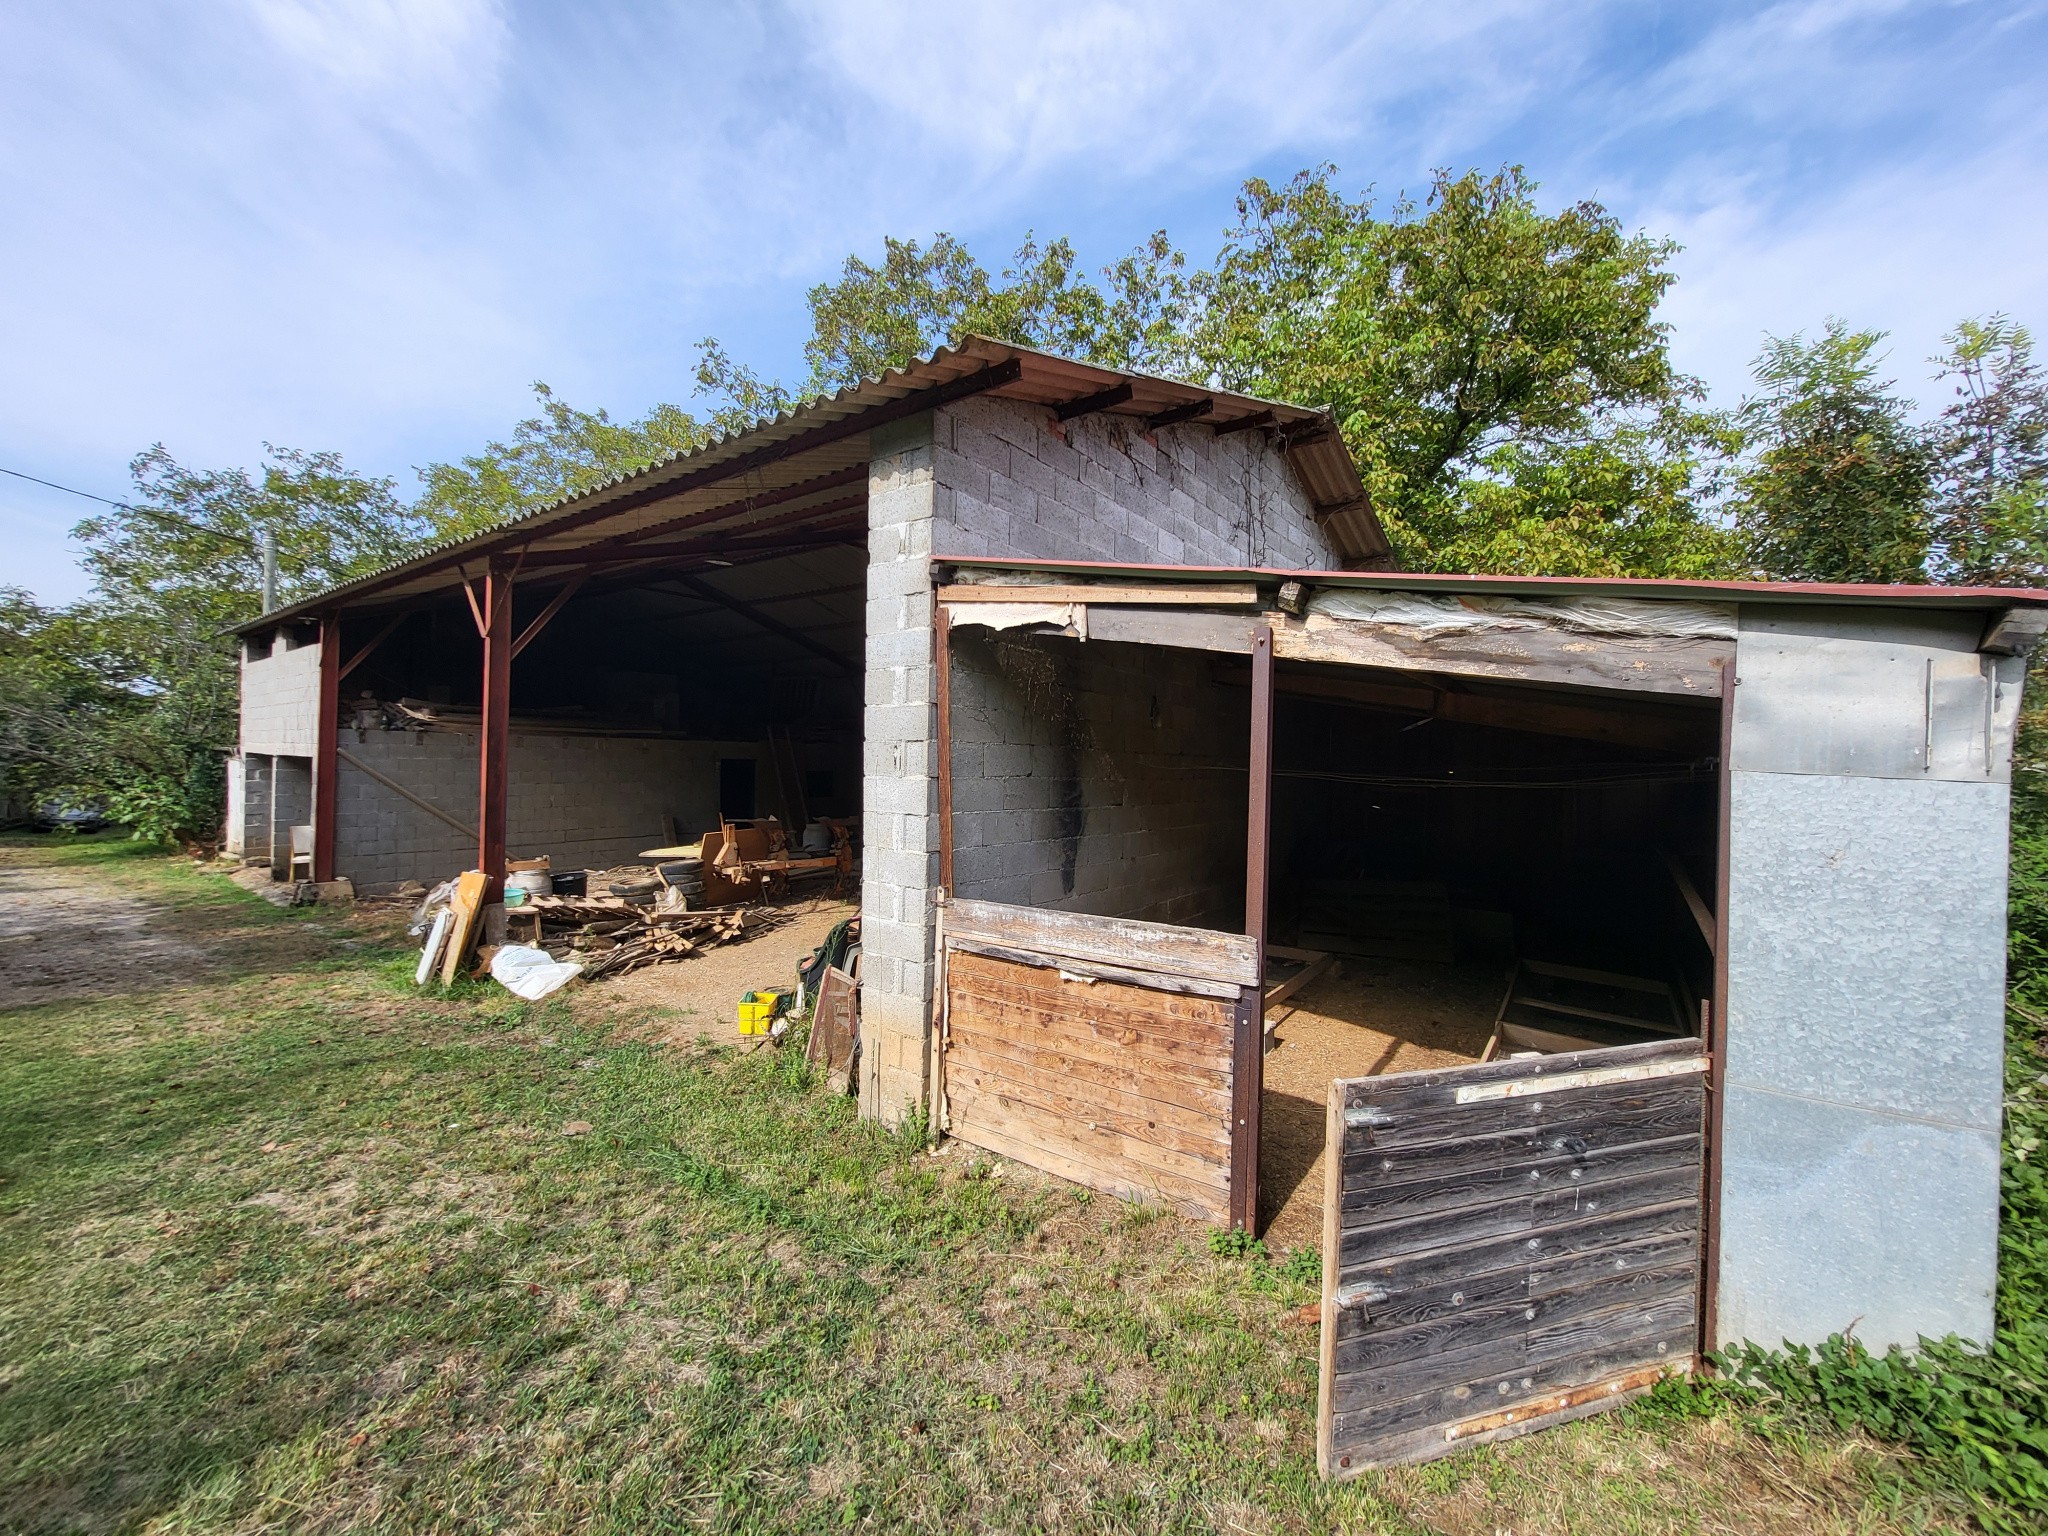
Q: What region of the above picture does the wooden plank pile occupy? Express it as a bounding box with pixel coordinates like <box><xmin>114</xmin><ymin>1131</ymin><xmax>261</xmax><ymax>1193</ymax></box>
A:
<box><xmin>512</xmin><ymin>892</ymin><xmax>787</xmax><ymax>981</ymax></box>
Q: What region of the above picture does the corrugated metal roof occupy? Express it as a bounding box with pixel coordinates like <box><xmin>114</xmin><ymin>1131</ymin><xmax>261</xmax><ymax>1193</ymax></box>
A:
<box><xmin>934</xmin><ymin>555</ymin><xmax>2048</xmax><ymax>610</ymax></box>
<box><xmin>240</xmin><ymin>336</ymin><xmax>1384</xmax><ymax>632</ymax></box>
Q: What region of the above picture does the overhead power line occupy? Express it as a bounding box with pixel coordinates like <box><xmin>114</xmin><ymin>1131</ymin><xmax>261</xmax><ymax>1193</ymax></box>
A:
<box><xmin>0</xmin><ymin>464</ymin><xmax>259</xmax><ymax>552</ymax></box>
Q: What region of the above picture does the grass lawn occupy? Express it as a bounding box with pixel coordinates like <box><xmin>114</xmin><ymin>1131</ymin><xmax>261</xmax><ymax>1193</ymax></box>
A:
<box><xmin>0</xmin><ymin>836</ymin><xmax>1973</xmax><ymax>1533</ymax></box>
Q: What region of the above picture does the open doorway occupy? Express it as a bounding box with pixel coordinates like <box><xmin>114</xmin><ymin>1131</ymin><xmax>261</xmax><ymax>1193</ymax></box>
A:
<box><xmin>1251</xmin><ymin>657</ymin><xmax>1720</xmax><ymax>1245</ymax></box>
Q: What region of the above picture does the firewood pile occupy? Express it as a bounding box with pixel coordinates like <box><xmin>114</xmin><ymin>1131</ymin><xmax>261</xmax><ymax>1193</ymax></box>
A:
<box><xmin>516</xmin><ymin>891</ymin><xmax>790</xmax><ymax>981</ymax></box>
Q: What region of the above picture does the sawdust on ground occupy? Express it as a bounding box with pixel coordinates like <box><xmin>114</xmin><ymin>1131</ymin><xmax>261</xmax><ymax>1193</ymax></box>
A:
<box><xmin>0</xmin><ymin>843</ymin><xmax>214</xmax><ymax>1007</ymax></box>
<box><xmin>588</xmin><ymin>895</ymin><xmax>857</xmax><ymax>1044</ymax></box>
<box><xmin>1257</xmin><ymin>957</ymin><xmax>1506</xmax><ymax>1252</ymax></box>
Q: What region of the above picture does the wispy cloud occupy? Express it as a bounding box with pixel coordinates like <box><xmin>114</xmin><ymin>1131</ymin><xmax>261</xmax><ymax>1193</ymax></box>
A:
<box><xmin>1</xmin><ymin>1</ymin><xmax>2042</xmax><ymax>603</ymax></box>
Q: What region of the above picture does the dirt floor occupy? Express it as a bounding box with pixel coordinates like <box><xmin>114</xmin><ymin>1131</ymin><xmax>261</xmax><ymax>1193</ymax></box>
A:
<box><xmin>1257</xmin><ymin>956</ymin><xmax>1506</xmax><ymax>1251</ymax></box>
<box><xmin>593</xmin><ymin>893</ymin><xmax>857</xmax><ymax>1042</ymax></box>
<box><xmin>0</xmin><ymin>842</ymin><xmax>214</xmax><ymax>1007</ymax></box>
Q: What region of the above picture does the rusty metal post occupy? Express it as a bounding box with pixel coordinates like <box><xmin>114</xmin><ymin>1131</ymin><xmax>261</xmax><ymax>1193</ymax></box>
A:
<box><xmin>312</xmin><ymin>610</ymin><xmax>341</xmax><ymax>883</ymax></box>
<box><xmin>1700</xmin><ymin>662</ymin><xmax>1736</xmax><ymax>1356</ymax></box>
<box><xmin>1231</xmin><ymin>622</ymin><xmax>1276</xmax><ymax>1231</ymax></box>
<box><xmin>477</xmin><ymin>557</ymin><xmax>514</xmax><ymax>900</ymax></box>
<box><xmin>934</xmin><ymin>602</ymin><xmax>954</xmax><ymax>895</ymax></box>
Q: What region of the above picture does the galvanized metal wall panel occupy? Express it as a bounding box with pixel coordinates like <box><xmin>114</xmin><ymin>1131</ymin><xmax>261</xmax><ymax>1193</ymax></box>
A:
<box><xmin>1730</xmin><ymin>607</ymin><xmax>2021</xmax><ymax>782</ymax></box>
<box><xmin>1717</xmin><ymin>1085</ymin><xmax>1998</xmax><ymax>1350</ymax></box>
<box><xmin>1719</xmin><ymin>604</ymin><xmax>2015</xmax><ymax>1352</ymax></box>
<box><xmin>1726</xmin><ymin>771</ymin><xmax>2008</xmax><ymax>1130</ymax></box>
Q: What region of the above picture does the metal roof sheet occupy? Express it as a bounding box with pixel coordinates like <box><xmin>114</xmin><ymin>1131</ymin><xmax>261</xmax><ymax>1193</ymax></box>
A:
<box><xmin>933</xmin><ymin>555</ymin><xmax>2048</xmax><ymax>610</ymax></box>
<box><xmin>240</xmin><ymin>336</ymin><xmax>1382</xmax><ymax>632</ymax></box>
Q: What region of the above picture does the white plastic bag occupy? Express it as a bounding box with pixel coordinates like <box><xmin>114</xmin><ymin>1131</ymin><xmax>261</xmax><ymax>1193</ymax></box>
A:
<box><xmin>489</xmin><ymin>944</ymin><xmax>583</xmax><ymax>1001</ymax></box>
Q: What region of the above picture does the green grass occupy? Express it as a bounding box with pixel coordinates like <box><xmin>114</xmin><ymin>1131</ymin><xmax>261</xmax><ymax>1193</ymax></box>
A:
<box><xmin>0</xmin><ymin>835</ymin><xmax>1962</xmax><ymax>1533</ymax></box>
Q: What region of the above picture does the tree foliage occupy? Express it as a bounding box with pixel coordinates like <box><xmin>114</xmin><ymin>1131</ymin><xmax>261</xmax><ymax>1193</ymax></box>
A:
<box><xmin>3</xmin><ymin>447</ymin><xmax>430</xmax><ymax>844</ymax></box>
<box><xmin>414</xmin><ymin>384</ymin><xmax>710</xmax><ymax>540</ymax></box>
<box><xmin>1732</xmin><ymin>321</ymin><xmax>1933</xmax><ymax>583</ymax></box>
<box><xmin>728</xmin><ymin>164</ymin><xmax>1738</xmax><ymax>578</ymax></box>
<box><xmin>1928</xmin><ymin>316</ymin><xmax>2048</xmax><ymax>587</ymax></box>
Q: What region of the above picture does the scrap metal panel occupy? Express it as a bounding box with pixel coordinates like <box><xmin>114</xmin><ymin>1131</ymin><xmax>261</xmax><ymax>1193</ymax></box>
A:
<box><xmin>1730</xmin><ymin>607</ymin><xmax>2023</xmax><ymax>782</ymax></box>
<box><xmin>1719</xmin><ymin>607</ymin><xmax>2014</xmax><ymax>1352</ymax></box>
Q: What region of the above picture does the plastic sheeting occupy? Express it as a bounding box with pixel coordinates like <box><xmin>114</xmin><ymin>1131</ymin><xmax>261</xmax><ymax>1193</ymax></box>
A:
<box><xmin>943</xmin><ymin>601</ymin><xmax>1088</xmax><ymax>639</ymax></box>
<box><xmin>490</xmin><ymin>944</ymin><xmax>584</xmax><ymax>1001</ymax></box>
<box><xmin>1309</xmin><ymin>589</ymin><xmax>1739</xmax><ymax>640</ymax></box>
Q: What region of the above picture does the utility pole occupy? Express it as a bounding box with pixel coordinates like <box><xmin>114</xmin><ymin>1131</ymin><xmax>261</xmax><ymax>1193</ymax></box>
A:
<box><xmin>260</xmin><ymin>529</ymin><xmax>277</xmax><ymax>615</ymax></box>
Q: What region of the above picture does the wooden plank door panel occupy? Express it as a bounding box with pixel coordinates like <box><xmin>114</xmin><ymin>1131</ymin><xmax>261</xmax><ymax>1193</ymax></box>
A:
<box><xmin>1318</xmin><ymin>1037</ymin><xmax>1707</xmax><ymax>1477</ymax></box>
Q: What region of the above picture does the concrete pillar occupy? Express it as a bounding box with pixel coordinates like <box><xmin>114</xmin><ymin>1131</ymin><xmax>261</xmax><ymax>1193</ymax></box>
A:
<box><xmin>859</xmin><ymin>412</ymin><xmax>938</xmax><ymax>1126</ymax></box>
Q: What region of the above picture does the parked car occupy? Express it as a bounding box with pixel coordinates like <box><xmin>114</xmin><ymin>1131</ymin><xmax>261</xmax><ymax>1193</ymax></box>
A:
<box><xmin>31</xmin><ymin>801</ymin><xmax>105</xmax><ymax>833</ymax></box>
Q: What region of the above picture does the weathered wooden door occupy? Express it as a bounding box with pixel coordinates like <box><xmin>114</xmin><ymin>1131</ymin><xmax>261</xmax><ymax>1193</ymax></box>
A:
<box><xmin>935</xmin><ymin>897</ymin><xmax>1261</xmax><ymax>1226</ymax></box>
<box><xmin>1318</xmin><ymin>1037</ymin><xmax>1707</xmax><ymax>1476</ymax></box>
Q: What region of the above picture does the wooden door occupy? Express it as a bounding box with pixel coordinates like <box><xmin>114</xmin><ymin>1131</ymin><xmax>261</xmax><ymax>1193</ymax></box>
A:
<box><xmin>1318</xmin><ymin>1037</ymin><xmax>1707</xmax><ymax>1476</ymax></box>
<box><xmin>936</xmin><ymin>897</ymin><xmax>1260</xmax><ymax>1226</ymax></box>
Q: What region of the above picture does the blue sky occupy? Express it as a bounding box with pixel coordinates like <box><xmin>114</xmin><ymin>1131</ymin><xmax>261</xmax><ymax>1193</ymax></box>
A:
<box><xmin>4</xmin><ymin>0</ymin><xmax>2044</xmax><ymax>603</ymax></box>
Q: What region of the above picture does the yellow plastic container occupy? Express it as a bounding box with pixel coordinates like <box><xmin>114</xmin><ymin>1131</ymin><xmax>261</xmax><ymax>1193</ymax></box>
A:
<box><xmin>737</xmin><ymin>990</ymin><xmax>785</xmax><ymax>1035</ymax></box>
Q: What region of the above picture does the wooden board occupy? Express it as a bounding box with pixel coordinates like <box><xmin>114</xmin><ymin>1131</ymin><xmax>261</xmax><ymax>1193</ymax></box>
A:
<box><xmin>806</xmin><ymin>964</ymin><xmax>858</xmax><ymax>1094</ymax></box>
<box><xmin>1275</xmin><ymin>611</ymin><xmax>1730</xmax><ymax>699</ymax></box>
<box><xmin>941</xmin><ymin>948</ymin><xmax>1236</xmax><ymax>1223</ymax></box>
<box><xmin>438</xmin><ymin>870</ymin><xmax>490</xmax><ymax>986</ymax></box>
<box><xmin>1318</xmin><ymin>1036</ymin><xmax>1705</xmax><ymax>1478</ymax></box>
<box><xmin>941</xmin><ymin>896</ymin><xmax>1260</xmax><ymax>988</ymax></box>
<box><xmin>414</xmin><ymin>908</ymin><xmax>452</xmax><ymax>987</ymax></box>
<box><xmin>937</xmin><ymin>583</ymin><xmax>1262</xmax><ymax>607</ymax></box>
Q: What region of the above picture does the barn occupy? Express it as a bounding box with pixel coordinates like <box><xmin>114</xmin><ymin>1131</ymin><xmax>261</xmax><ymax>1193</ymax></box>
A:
<box><xmin>229</xmin><ymin>335</ymin><xmax>2047</xmax><ymax>1470</ymax></box>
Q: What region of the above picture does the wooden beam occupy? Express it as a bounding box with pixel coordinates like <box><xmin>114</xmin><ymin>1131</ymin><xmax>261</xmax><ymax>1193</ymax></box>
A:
<box><xmin>1146</xmin><ymin>397</ymin><xmax>1213</xmax><ymax>430</ymax></box>
<box><xmin>312</xmin><ymin>610</ymin><xmax>340</xmax><ymax>883</ymax></box>
<box><xmin>477</xmin><ymin>558</ymin><xmax>514</xmax><ymax>899</ymax></box>
<box><xmin>300</xmin><ymin>358</ymin><xmax>1019</xmax><ymax>609</ymax></box>
<box><xmin>1982</xmin><ymin>606</ymin><xmax>2048</xmax><ymax>655</ymax></box>
<box><xmin>336</xmin><ymin>747</ymin><xmax>476</xmax><ymax>841</ymax></box>
<box><xmin>1213</xmin><ymin>662</ymin><xmax>1713</xmax><ymax>753</ymax></box>
<box><xmin>1664</xmin><ymin>853</ymin><xmax>1716</xmax><ymax>955</ymax></box>
<box><xmin>673</xmin><ymin>573</ymin><xmax>860</xmax><ymax>676</ymax></box>
<box><xmin>1212</xmin><ymin>410</ymin><xmax>1274</xmax><ymax>436</ymax></box>
<box><xmin>1272</xmin><ymin>613</ymin><xmax>1730</xmax><ymax>699</ymax></box>
<box><xmin>510</xmin><ymin>571</ymin><xmax>587</xmax><ymax>660</ymax></box>
<box><xmin>337</xmin><ymin>610</ymin><xmax>409</xmax><ymax>683</ymax></box>
<box><xmin>938</xmin><ymin>582</ymin><xmax>1261</xmax><ymax>607</ymax></box>
<box><xmin>1054</xmin><ymin>380</ymin><xmax>1133</xmax><ymax>421</ymax></box>
<box><xmin>517</xmin><ymin>501</ymin><xmax>865</xmax><ymax>566</ymax></box>
<box><xmin>570</xmin><ymin>465</ymin><xmax>868</xmax><ymax>557</ymax></box>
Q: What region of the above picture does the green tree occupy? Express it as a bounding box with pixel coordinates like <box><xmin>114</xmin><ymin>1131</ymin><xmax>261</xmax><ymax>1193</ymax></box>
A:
<box><xmin>1928</xmin><ymin>316</ymin><xmax>2048</xmax><ymax>586</ymax></box>
<box><xmin>1191</xmin><ymin>165</ymin><xmax>1712</xmax><ymax>572</ymax></box>
<box><xmin>794</xmin><ymin>230</ymin><xmax>1194</xmax><ymax>393</ymax></box>
<box><xmin>1733</xmin><ymin>321</ymin><xmax>1933</xmax><ymax>583</ymax></box>
<box><xmin>414</xmin><ymin>383</ymin><xmax>709</xmax><ymax>540</ymax></box>
<box><xmin>15</xmin><ymin>446</ymin><xmax>428</xmax><ymax>844</ymax></box>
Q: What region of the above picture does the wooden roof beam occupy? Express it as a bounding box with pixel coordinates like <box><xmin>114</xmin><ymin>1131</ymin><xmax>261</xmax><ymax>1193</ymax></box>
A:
<box><xmin>1146</xmin><ymin>397</ymin><xmax>1214</xmax><ymax>430</ymax></box>
<box><xmin>1054</xmin><ymin>380</ymin><xmax>1133</xmax><ymax>421</ymax></box>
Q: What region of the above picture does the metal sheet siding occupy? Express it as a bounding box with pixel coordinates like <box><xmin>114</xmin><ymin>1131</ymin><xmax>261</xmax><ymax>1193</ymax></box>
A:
<box><xmin>1718</xmin><ymin>607</ymin><xmax>2014</xmax><ymax>1351</ymax></box>
<box><xmin>1729</xmin><ymin>608</ymin><xmax>2023</xmax><ymax>781</ymax></box>
<box><xmin>1717</xmin><ymin>1084</ymin><xmax>1998</xmax><ymax>1350</ymax></box>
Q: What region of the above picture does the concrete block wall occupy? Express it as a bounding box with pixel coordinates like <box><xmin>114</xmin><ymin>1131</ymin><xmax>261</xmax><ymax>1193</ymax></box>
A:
<box><xmin>241</xmin><ymin>640</ymin><xmax>322</xmax><ymax>756</ymax></box>
<box><xmin>949</xmin><ymin>630</ymin><xmax>1247</xmax><ymax>929</ymax></box>
<box><xmin>333</xmin><ymin>730</ymin><xmax>767</xmax><ymax>888</ymax></box>
<box><xmin>858</xmin><ymin>394</ymin><xmax>1339</xmax><ymax>1125</ymax></box>
<box><xmin>932</xmin><ymin>393</ymin><xmax>1333</xmax><ymax>569</ymax></box>
<box><xmin>271</xmin><ymin>756</ymin><xmax>312</xmax><ymax>877</ymax></box>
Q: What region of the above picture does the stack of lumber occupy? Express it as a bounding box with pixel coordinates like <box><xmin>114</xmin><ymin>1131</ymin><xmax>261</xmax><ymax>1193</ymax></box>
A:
<box><xmin>516</xmin><ymin>893</ymin><xmax>786</xmax><ymax>981</ymax></box>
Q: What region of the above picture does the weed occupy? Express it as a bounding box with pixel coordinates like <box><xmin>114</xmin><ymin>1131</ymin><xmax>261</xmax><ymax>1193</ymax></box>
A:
<box><xmin>1208</xmin><ymin>1227</ymin><xmax>1267</xmax><ymax>1261</ymax></box>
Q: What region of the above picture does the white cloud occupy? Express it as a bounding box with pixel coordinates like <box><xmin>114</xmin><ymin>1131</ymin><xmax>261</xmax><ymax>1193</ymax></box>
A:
<box><xmin>241</xmin><ymin>0</ymin><xmax>510</xmax><ymax>145</ymax></box>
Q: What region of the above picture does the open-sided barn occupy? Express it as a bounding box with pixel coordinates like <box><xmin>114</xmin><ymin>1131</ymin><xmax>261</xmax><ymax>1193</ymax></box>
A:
<box><xmin>231</xmin><ymin>335</ymin><xmax>2048</xmax><ymax>1471</ymax></box>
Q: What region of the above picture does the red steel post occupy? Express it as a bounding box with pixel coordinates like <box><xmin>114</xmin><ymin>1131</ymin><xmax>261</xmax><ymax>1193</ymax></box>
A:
<box><xmin>312</xmin><ymin>611</ymin><xmax>342</xmax><ymax>883</ymax></box>
<box><xmin>477</xmin><ymin>557</ymin><xmax>514</xmax><ymax>900</ymax></box>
